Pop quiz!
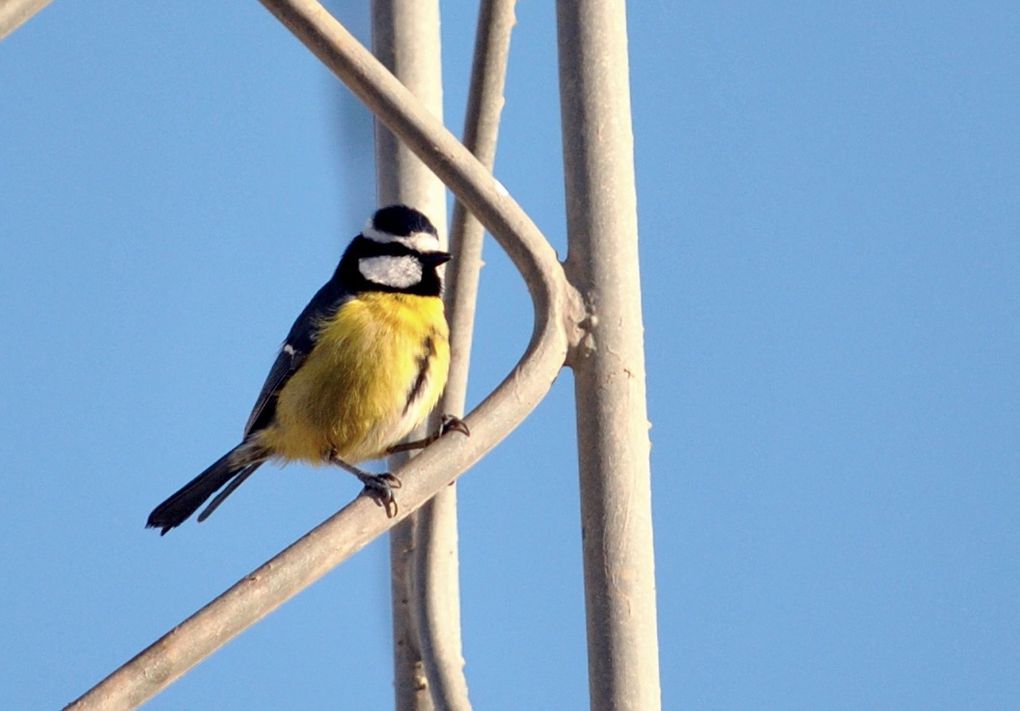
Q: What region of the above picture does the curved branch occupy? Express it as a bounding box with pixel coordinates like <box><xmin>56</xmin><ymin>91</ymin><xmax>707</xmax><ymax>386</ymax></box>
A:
<box><xmin>416</xmin><ymin>2</ymin><xmax>518</xmax><ymax>710</ymax></box>
<box><xmin>260</xmin><ymin>0</ymin><xmax>568</xmax><ymax>325</ymax></box>
<box><xmin>65</xmin><ymin>1</ymin><xmax>574</xmax><ymax>708</ymax></box>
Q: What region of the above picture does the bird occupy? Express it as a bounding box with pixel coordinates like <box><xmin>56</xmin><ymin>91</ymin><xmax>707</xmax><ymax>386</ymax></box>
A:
<box><xmin>146</xmin><ymin>204</ymin><xmax>467</xmax><ymax>534</ymax></box>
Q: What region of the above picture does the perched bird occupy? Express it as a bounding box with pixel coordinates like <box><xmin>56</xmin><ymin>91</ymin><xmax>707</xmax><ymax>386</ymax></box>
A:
<box><xmin>147</xmin><ymin>205</ymin><xmax>465</xmax><ymax>534</ymax></box>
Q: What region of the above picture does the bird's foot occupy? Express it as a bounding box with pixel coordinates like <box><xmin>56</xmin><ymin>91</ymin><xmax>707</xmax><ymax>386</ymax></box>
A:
<box><xmin>332</xmin><ymin>455</ymin><xmax>402</xmax><ymax>518</ymax></box>
<box><xmin>359</xmin><ymin>471</ymin><xmax>401</xmax><ymax>518</ymax></box>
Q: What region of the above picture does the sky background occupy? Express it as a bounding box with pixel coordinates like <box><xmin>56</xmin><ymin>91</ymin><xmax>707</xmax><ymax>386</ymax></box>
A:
<box><xmin>2</xmin><ymin>2</ymin><xmax>1018</xmax><ymax>709</ymax></box>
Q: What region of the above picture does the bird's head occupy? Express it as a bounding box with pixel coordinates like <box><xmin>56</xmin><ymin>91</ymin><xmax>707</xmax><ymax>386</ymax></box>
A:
<box><xmin>343</xmin><ymin>205</ymin><xmax>451</xmax><ymax>296</ymax></box>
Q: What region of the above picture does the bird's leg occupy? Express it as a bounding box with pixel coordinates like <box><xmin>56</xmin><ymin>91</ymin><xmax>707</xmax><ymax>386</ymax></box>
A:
<box><xmin>332</xmin><ymin>455</ymin><xmax>401</xmax><ymax>518</ymax></box>
<box><xmin>385</xmin><ymin>415</ymin><xmax>471</xmax><ymax>455</ymax></box>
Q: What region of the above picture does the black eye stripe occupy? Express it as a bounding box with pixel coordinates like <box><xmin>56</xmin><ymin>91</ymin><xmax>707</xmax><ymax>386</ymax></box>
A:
<box><xmin>338</xmin><ymin>233</ymin><xmax>445</xmax><ymax>297</ymax></box>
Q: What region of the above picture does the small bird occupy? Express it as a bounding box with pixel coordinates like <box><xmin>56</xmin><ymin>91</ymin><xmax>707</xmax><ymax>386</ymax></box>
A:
<box><xmin>147</xmin><ymin>205</ymin><xmax>466</xmax><ymax>534</ymax></box>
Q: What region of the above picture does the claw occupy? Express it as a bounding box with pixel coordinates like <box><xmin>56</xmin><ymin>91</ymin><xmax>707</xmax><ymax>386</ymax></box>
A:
<box><xmin>440</xmin><ymin>415</ymin><xmax>470</xmax><ymax>438</ymax></box>
<box><xmin>362</xmin><ymin>472</ymin><xmax>401</xmax><ymax>518</ymax></box>
<box><xmin>331</xmin><ymin>453</ymin><xmax>402</xmax><ymax>518</ymax></box>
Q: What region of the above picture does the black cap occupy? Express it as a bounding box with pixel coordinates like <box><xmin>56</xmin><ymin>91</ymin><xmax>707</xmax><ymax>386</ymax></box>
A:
<box><xmin>372</xmin><ymin>204</ymin><xmax>438</xmax><ymax>237</ymax></box>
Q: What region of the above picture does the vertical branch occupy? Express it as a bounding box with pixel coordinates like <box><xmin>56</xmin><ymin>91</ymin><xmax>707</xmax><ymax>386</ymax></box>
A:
<box><xmin>441</xmin><ymin>0</ymin><xmax>516</xmax><ymax>411</ymax></box>
<box><xmin>371</xmin><ymin>2</ymin><xmax>447</xmax><ymax>710</ymax></box>
<box><xmin>556</xmin><ymin>1</ymin><xmax>662</xmax><ymax>710</ymax></box>
<box><xmin>415</xmin><ymin>2</ymin><xmax>517</xmax><ymax>710</ymax></box>
<box><xmin>371</xmin><ymin>0</ymin><xmax>447</xmax><ymax>217</ymax></box>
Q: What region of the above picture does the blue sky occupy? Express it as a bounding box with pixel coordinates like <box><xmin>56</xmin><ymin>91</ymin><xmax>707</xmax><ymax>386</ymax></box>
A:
<box><xmin>2</xmin><ymin>2</ymin><xmax>1018</xmax><ymax>709</ymax></box>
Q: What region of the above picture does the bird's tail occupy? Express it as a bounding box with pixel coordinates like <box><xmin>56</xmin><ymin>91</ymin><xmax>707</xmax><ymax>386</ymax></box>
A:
<box><xmin>146</xmin><ymin>442</ymin><xmax>267</xmax><ymax>535</ymax></box>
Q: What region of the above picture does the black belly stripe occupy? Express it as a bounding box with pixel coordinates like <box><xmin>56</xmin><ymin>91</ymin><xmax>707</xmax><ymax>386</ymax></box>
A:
<box><xmin>404</xmin><ymin>334</ymin><xmax>435</xmax><ymax>415</ymax></box>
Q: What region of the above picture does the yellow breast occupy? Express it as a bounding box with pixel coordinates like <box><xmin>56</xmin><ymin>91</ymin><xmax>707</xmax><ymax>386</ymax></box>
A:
<box><xmin>259</xmin><ymin>292</ymin><xmax>449</xmax><ymax>464</ymax></box>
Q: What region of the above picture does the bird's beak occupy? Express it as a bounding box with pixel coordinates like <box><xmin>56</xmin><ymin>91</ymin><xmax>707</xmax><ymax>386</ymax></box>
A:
<box><xmin>421</xmin><ymin>251</ymin><xmax>452</xmax><ymax>267</ymax></box>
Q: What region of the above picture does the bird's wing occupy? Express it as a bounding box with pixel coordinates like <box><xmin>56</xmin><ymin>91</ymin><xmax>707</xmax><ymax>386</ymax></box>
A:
<box><xmin>243</xmin><ymin>278</ymin><xmax>349</xmax><ymax>437</ymax></box>
<box><xmin>242</xmin><ymin>344</ymin><xmax>305</xmax><ymax>437</ymax></box>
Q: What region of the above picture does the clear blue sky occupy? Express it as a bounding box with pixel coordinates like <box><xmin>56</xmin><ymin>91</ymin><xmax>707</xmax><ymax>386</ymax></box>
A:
<box><xmin>2</xmin><ymin>2</ymin><xmax>1018</xmax><ymax>709</ymax></box>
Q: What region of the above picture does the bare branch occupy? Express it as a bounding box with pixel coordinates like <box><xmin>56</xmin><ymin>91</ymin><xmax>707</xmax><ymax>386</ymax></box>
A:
<box><xmin>370</xmin><ymin>1</ymin><xmax>447</xmax><ymax>709</ymax></box>
<box><xmin>441</xmin><ymin>0</ymin><xmax>516</xmax><ymax>415</ymax></box>
<box><xmin>390</xmin><ymin>513</ymin><xmax>433</xmax><ymax>711</ymax></box>
<box><xmin>66</xmin><ymin>334</ymin><xmax>565</xmax><ymax>709</ymax></box>
<box><xmin>257</xmin><ymin>0</ymin><xmax>571</xmax><ymax>323</ymax></box>
<box><xmin>557</xmin><ymin>1</ymin><xmax>661</xmax><ymax>709</ymax></box>
<box><xmin>415</xmin><ymin>2</ymin><xmax>517</xmax><ymax>710</ymax></box>
<box><xmin>65</xmin><ymin>1</ymin><xmax>573</xmax><ymax>707</ymax></box>
<box><xmin>370</xmin><ymin>0</ymin><xmax>447</xmax><ymax>225</ymax></box>
<box><xmin>0</xmin><ymin>0</ymin><xmax>53</xmax><ymax>41</ymax></box>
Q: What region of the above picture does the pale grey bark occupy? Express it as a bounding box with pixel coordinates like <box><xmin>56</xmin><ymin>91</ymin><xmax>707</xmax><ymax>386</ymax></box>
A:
<box><xmin>441</xmin><ymin>0</ymin><xmax>516</xmax><ymax>414</ymax></box>
<box><xmin>371</xmin><ymin>2</ymin><xmax>448</xmax><ymax>709</ymax></box>
<box><xmin>415</xmin><ymin>3</ymin><xmax>516</xmax><ymax>710</ymax></box>
<box><xmin>557</xmin><ymin>1</ymin><xmax>661</xmax><ymax>709</ymax></box>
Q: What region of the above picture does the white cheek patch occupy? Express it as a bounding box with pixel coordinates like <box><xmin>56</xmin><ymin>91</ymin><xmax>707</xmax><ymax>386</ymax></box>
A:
<box><xmin>363</xmin><ymin>226</ymin><xmax>441</xmax><ymax>252</ymax></box>
<box><xmin>358</xmin><ymin>255</ymin><xmax>423</xmax><ymax>288</ymax></box>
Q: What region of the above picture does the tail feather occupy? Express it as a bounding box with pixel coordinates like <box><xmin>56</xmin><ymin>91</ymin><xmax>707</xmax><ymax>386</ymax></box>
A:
<box><xmin>197</xmin><ymin>464</ymin><xmax>260</xmax><ymax>523</ymax></box>
<box><xmin>147</xmin><ymin>444</ymin><xmax>266</xmax><ymax>535</ymax></box>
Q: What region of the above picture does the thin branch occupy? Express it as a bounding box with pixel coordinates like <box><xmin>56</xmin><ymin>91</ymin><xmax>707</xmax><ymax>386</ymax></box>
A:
<box><xmin>65</xmin><ymin>1</ymin><xmax>575</xmax><ymax>707</ymax></box>
<box><xmin>415</xmin><ymin>2</ymin><xmax>516</xmax><ymax>710</ymax></box>
<box><xmin>441</xmin><ymin>0</ymin><xmax>516</xmax><ymax>414</ymax></box>
<box><xmin>557</xmin><ymin>0</ymin><xmax>661</xmax><ymax>709</ymax></box>
<box><xmin>0</xmin><ymin>0</ymin><xmax>53</xmax><ymax>41</ymax></box>
<box><xmin>389</xmin><ymin>512</ymin><xmax>432</xmax><ymax>710</ymax></box>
